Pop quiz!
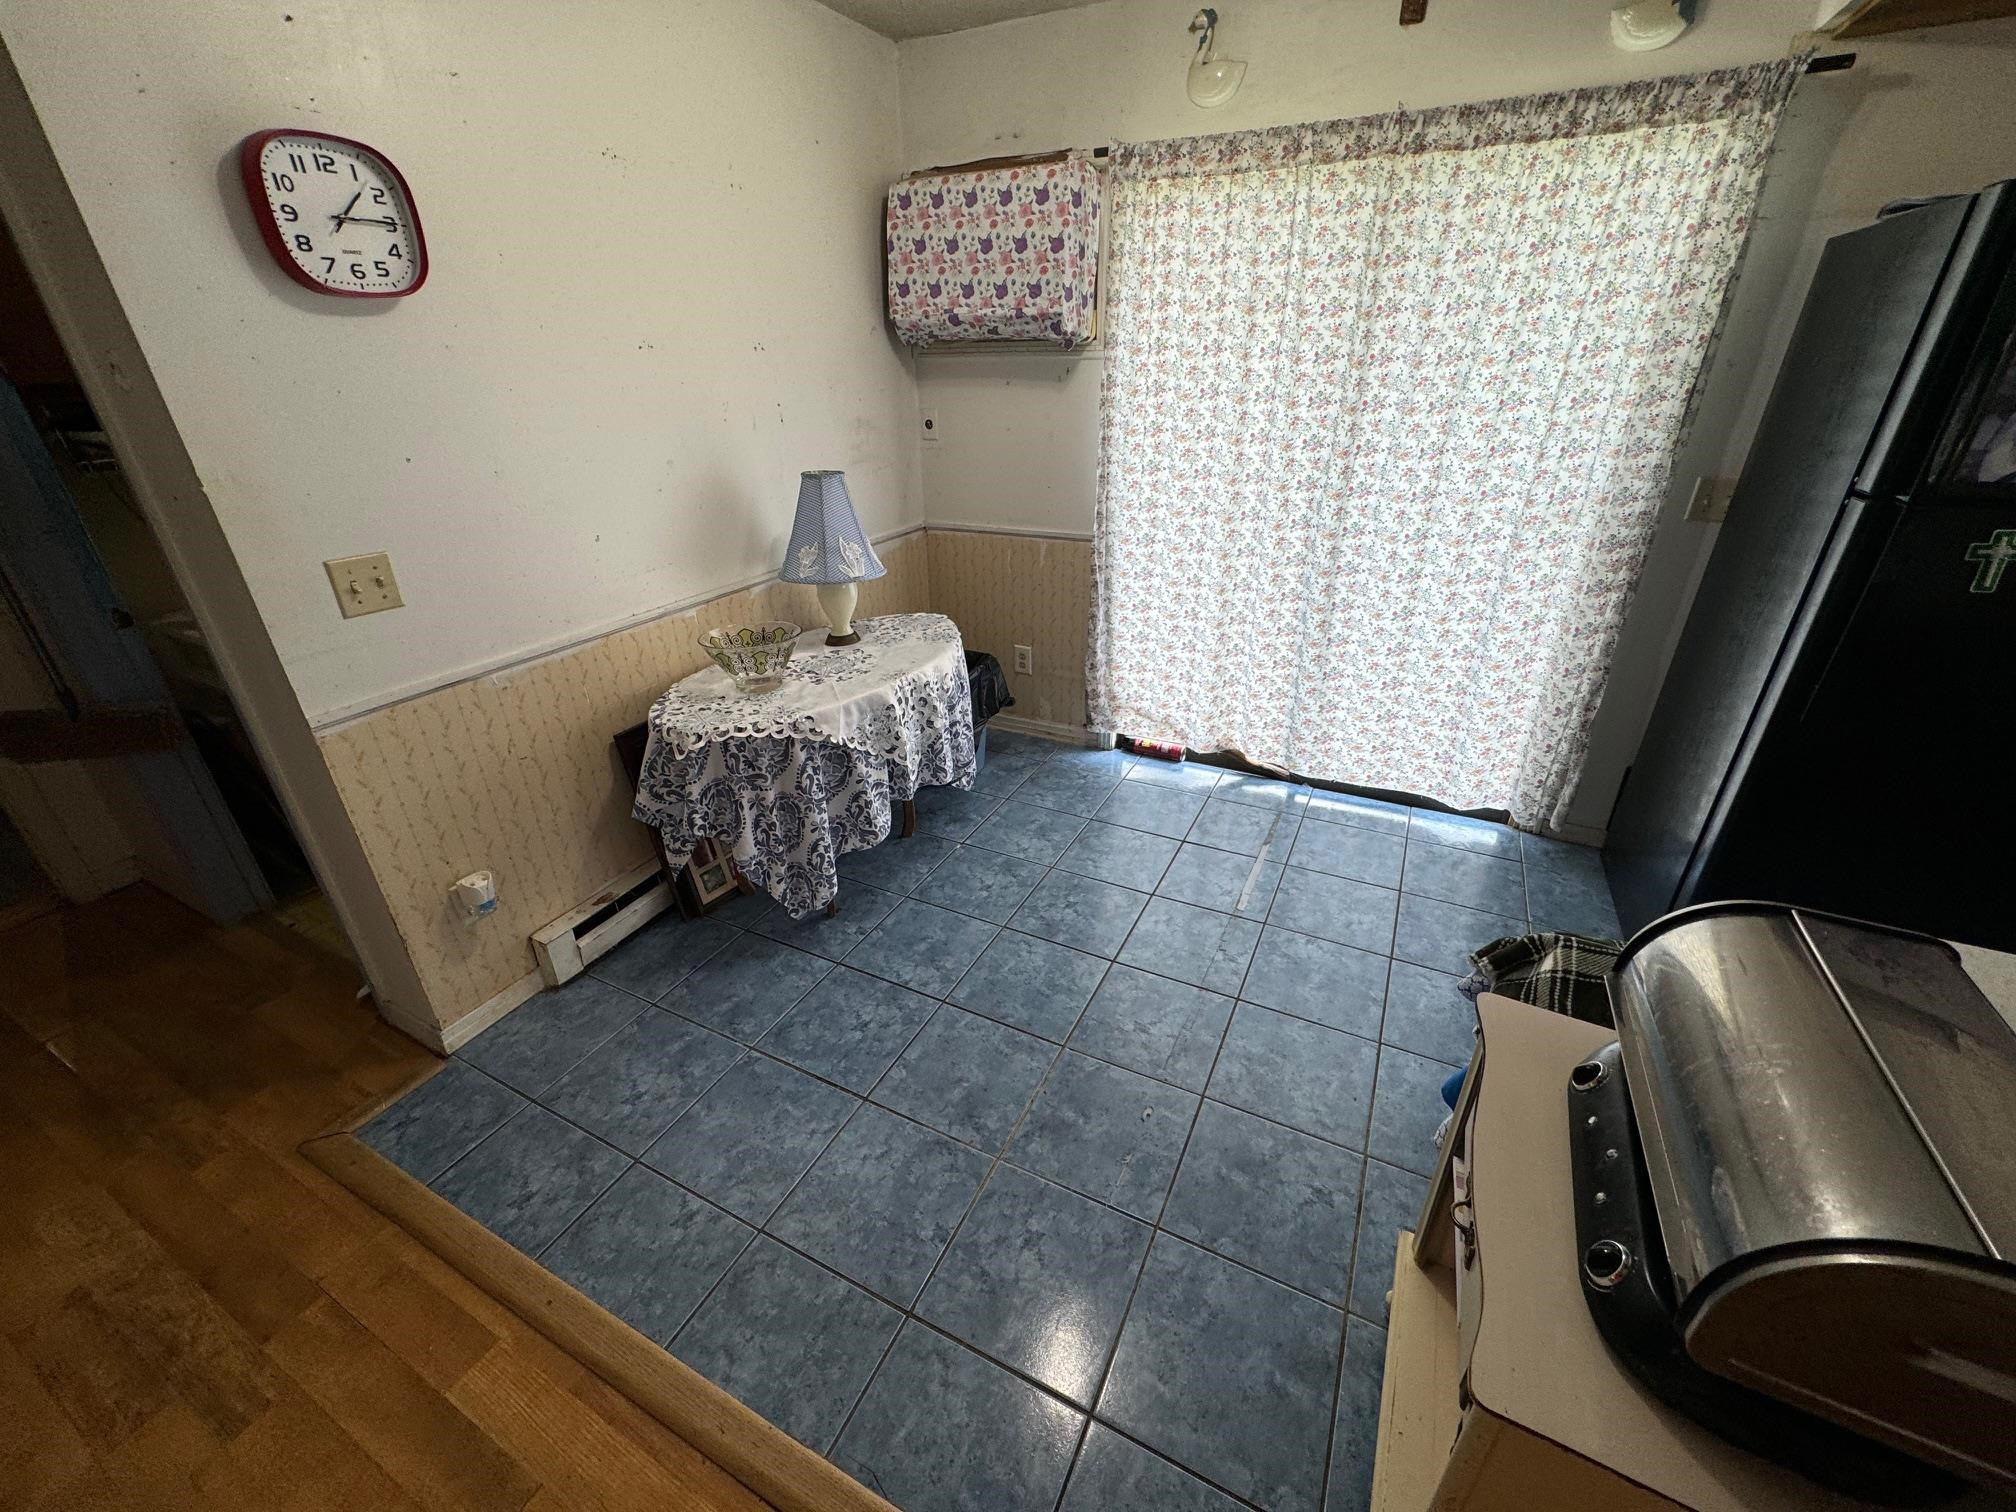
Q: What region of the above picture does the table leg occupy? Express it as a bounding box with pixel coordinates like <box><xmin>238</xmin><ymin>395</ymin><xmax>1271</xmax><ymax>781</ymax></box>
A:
<box><xmin>826</xmin><ymin>900</ymin><xmax>839</xmax><ymax>919</ymax></box>
<box><xmin>901</xmin><ymin>799</ymin><xmax>917</xmax><ymax>839</ymax></box>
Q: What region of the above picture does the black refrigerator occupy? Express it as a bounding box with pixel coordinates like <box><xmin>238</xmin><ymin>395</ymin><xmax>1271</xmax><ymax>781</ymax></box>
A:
<box><xmin>1606</xmin><ymin>181</ymin><xmax>2016</xmax><ymax>951</ymax></box>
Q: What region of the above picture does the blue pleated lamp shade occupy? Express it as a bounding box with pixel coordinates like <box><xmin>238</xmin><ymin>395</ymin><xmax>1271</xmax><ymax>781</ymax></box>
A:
<box><xmin>779</xmin><ymin>471</ymin><xmax>886</xmax><ymax>585</ymax></box>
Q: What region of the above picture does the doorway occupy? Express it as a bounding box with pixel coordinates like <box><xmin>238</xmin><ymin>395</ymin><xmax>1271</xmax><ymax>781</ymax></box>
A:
<box><xmin>0</xmin><ymin>209</ymin><xmax>350</xmax><ymax>958</ymax></box>
<box><xmin>0</xmin><ymin>803</ymin><xmax>51</xmax><ymax>927</ymax></box>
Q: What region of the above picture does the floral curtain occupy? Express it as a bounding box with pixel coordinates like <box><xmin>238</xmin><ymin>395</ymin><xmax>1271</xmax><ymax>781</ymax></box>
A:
<box><xmin>1087</xmin><ymin>61</ymin><xmax>1804</xmax><ymax>829</ymax></box>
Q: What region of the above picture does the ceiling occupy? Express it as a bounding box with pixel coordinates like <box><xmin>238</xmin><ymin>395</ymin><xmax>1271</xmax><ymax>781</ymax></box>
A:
<box><xmin>814</xmin><ymin>0</ymin><xmax>1111</xmax><ymax>41</ymax></box>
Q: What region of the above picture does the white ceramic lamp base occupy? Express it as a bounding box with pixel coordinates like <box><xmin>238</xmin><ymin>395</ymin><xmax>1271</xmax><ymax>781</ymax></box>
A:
<box><xmin>817</xmin><ymin>581</ymin><xmax>860</xmax><ymax>646</ymax></box>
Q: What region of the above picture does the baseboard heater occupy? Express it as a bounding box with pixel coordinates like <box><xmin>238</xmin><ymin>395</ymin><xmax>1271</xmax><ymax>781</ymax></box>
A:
<box><xmin>530</xmin><ymin>857</ymin><xmax>672</xmax><ymax>988</ymax></box>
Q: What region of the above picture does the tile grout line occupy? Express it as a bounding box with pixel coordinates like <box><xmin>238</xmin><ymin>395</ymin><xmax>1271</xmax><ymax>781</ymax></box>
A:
<box><xmin>435</xmin><ymin>876</ymin><xmax>1457</xmax><ymax>1314</ymax></box>
<box><xmin>406</xmin><ymin>737</ymin><xmax>1569</xmax><ymax>1507</ymax></box>
<box><xmin>1055</xmin><ymin>1416</ymin><xmax>1275</xmax><ymax>1512</ymax></box>
<box><xmin>955</xmin><ymin>804</ymin><xmax>1520</xmax><ymax>936</ymax></box>
<box><xmin>670</xmin><ymin>873</ymin><xmax>1056</xmax><ymax>1463</ymax></box>
<box><xmin>1023</xmin><ymin>778</ymin><xmax>1231</xmax><ymax>1506</ymax></box>
<box><xmin>987</xmin><ymin>1098</ymin><xmax>1427</xmax><ymax>1290</ymax></box>
<box><xmin>436</xmin><ymin>942</ymin><xmax>818</xmax><ymax>1272</ymax></box>
<box><xmin>799</xmin><ymin>749</ymin><xmax>1108</xmax><ymax>1456</ymax></box>
<box><xmin>483</xmin><ymin>1062</ymin><xmax>735</xmax><ymax>1257</ymax></box>
<box><xmin>1328</xmin><ymin>884</ymin><xmax>1405</xmax><ymax>1347</ymax></box>
<box><xmin>912</xmin><ymin>762</ymin><xmax>1536</xmax><ymax>1444</ymax></box>
<box><xmin>458</xmin><ymin>981</ymin><xmax>659</xmax><ymax>1110</ymax></box>
<box><xmin>431</xmin><ymin>995</ymin><xmax>693</xmax><ymax>1200</ymax></box>
<box><xmin>1087</xmin><ymin>790</ymin><xmax>1300</xmax><ymax>1002</ymax></box>
<box><xmin>1046</xmin><ymin>989</ymin><xmax>1461</xmax><ymax>1135</ymax></box>
<box><xmin>414</xmin><ymin>1083</ymin><xmax>545</xmax><ymax>1189</ymax></box>
<box><xmin>823</xmin><ymin>838</ymin><xmax>1100</xmax><ymax>1467</ymax></box>
<box><xmin>1334</xmin><ymin>816</ymin><xmax>1412</xmax><ymax>1356</ymax></box>
<box><xmin>1053</xmin><ymin>960</ymin><xmax>1261</xmax><ymax>1503</ymax></box>
<box><xmin>785</xmin><ymin>843</ymin><xmax>1464</xmax><ymax>1170</ymax></box>
<box><xmin>647</xmin><ymin>1055</ymin><xmax>886</xmax><ymax>1367</ymax></box>
<box><xmin>1317</xmin><ymin>811</ymin><xmax>1414</xmax><ymax>1510</ymax></box>
<box><xmin>771</xmin><ymin>776</ymin><xmax>1377</xmax><ymax>1491</ymax></box>
<box><xmin>681</xmin><ymin>735</ymin><xmax>1545</xmax><ymax>966</ymax></box>
<box><xmin>1315</xmin><ymin>1251</ymin><xmax>1352</xmax><ymax>1512</ymax></box>
<box><xmin>388</xmin><ymin>1056</ymin><xmax>545</xmax><ymax>1185</ymax></box>
<box><xmin>1047</xmin><ymin>1418</ymin><xmax>1097</xmax><ymax>1512</ymax></box>
<box><xmin>625</xmin><ymin>1067</ymin><xmax>1421</xmax><ymax>1353</ymax></box>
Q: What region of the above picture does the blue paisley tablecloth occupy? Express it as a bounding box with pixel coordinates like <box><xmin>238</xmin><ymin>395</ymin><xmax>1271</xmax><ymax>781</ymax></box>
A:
<box><xmin>633</xmin><ymin>613</ymin><xmax>977</xmax><ymax>916</ymax></box>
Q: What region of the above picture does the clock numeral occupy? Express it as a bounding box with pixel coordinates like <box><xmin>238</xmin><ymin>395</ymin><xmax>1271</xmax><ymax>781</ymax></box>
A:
<box><xmin>387</xmin><ymin>243</ymin><xmax>402</xmax><ymax>259</ymax></box>
<box><xmin>349</xmin><ymin>161</ymin><xmax>361</xmax><ymax>181</ymax></box>
<box><xmin>369</xmin><ymin>187</ymin><xmax>388</xmax><ymax>205</ymax></box>
<box><xmin>313</xmin><ymin>153</ymin><xmax>337</xmax><ymax>174</ymax></box>
<box><xmin>372</xmin><ymin>260</ymin><xmax>390</xmax><ymax>277</ymax></box>
<box><xmin>293</xmin><ymin>234</ymin><xmax>314</xmax><ymax>253</ymax></box>
<box><xmin>321</xmin><ymin>257</ymin><xmax>336</xmax><ymax>275</ymax></box>
<box><xmin>277</xmin><ymin>203</ymin><xmax>299</xmax><ymax>223</ymax></box>
<box><xmin>349</xmin><ymin>262</ymin><xmax>368</xmax><ymax>281</ymax></box>
<box><xmin>270</xmin><ymin>171</ymin><xmax>296</xmax><ymax>192</ymax></box>
<box><xmin>286</xmin><ymin>152</ymin><xmax>307</xmax><ymax>172</ymax></box>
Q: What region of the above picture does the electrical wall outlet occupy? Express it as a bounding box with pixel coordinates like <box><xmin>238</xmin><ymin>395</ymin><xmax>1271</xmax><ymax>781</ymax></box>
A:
<box><xmin>1013</xmin><ymin>644</ymin><xmax>1033</xmax><ymax>675</ymax></box>
<box><xmin>325</xmin><ymin>551</ymin><xmax>403</xmax><ymax>618</ymax></box>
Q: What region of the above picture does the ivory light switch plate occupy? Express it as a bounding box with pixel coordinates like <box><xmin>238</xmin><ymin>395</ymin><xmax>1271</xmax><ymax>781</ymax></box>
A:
<box><xmin>325</xmin><ymin>551</ymin><xmax>403</xmax><ymax>617</ymax></box>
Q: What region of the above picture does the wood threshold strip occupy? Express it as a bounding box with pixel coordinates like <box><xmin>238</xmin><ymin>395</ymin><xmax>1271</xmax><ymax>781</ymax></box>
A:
<box><xmin>301</xmin><ymin>1127</ymin><xmax>898</xmax><ymax>1512</ymax></box>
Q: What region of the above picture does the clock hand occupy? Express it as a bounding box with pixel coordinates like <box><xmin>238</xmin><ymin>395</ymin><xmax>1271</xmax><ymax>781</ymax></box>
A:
<box><xmin>330</xmin><ymin>190</ymin><xmax>363</xmax><ymax>229</ymax></box>
<box><xmin>334</xmin><ymin>215</ymin><xmax>399</xmax><ymax>231</ymax></box>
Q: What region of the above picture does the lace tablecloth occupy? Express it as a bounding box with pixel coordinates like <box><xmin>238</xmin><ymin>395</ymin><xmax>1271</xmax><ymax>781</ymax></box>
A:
<box><xmin>633</xmin><ymin>613</ymin><xmax>977</xmax><ymax>915</ymax></box>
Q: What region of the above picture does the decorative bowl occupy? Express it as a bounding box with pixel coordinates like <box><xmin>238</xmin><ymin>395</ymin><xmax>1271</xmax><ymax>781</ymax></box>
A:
<box><xmin>699</xmin><ymin>622</ymin><xmax>801</xmax><ymax>693</ymax></box>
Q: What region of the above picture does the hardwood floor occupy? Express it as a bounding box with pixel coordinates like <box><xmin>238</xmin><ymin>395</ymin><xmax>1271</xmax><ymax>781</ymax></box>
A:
<box><xmin>0</xmin><ymin>884</ymin><xmax>768</xmax><ymax>1512</ymax></box>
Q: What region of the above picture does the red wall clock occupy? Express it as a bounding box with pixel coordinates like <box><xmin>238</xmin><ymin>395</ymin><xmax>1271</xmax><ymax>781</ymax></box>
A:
<box><xmin>239</xmin><ymin>129</ymin><xmax>428</xmax><ymax>298</ymax></box>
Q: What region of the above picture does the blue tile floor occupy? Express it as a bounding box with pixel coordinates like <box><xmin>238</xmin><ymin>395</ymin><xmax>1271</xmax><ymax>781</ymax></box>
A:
<box><xmin>360</xmin><ymin>732</ymin><xmax>1623</xmax><ymax>1512</ymax></box>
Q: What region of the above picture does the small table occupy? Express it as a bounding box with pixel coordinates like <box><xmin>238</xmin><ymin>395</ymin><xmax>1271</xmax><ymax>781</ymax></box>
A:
<box><xmin>633</xmin><ymin>613</ymin><xmax>977</xmax><ymax>917</ymax></box>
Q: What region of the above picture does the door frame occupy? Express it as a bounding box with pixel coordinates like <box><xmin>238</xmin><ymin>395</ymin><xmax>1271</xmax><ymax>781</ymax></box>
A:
<box><xmin>0</xmin><ymin>41</ymin><xmax>439</xmax><ymax>1038</ymax></box>
<box><xmin>0</xmin><ymin>376</ymin><xmax>273</xmax><ymax>921</ymax></box>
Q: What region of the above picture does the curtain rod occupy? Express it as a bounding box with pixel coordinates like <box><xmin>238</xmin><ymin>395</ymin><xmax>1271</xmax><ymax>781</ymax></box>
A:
<box><xmin>914</xmin><ymin>56</ymin><xmax>1854</xmax><ymax>179</ymax></box>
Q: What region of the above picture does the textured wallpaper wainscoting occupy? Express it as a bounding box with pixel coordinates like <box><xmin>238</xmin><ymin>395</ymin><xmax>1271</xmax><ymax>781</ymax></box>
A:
<box><xmin>927</xmin><ymin>527</ymin><xmax>1092</xmax><ymax>732</ymax></box>
<box><xmin>315</xmin><ymin>533</ymin><xmax>932</xmax><ymax>1035</ymax></box>
<box><xmin>316</xmin><ymin>526</ymin><xmax>1095</xmax><ymax>1039</ymax></box>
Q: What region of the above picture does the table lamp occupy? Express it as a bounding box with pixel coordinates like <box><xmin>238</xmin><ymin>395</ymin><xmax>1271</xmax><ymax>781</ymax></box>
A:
<box><xmin>780</xmin><ymin>470</ymin><xmax>886</xmax><ymax>646</ymax></box>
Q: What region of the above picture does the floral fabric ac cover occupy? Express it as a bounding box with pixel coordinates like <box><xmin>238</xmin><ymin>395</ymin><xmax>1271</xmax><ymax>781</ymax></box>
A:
<box><xmin>634</xmin><ymin>615</ymin><xmax>976</xmax><ymax>917</ymax></box>
<box><xmin>886</xmin><ymin>156</ymin><xmax>1101</xmax><ymax>348</ymax></box>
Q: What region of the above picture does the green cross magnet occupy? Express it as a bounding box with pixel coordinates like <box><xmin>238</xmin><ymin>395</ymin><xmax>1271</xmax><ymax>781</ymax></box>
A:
<box><xmin>1966</xmin><ymin>528</ymin><xmax>2016</xmax><ymax>594</ymax></box>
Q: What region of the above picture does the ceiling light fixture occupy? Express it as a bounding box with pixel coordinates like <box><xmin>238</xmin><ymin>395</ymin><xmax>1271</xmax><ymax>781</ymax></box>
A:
<box><xmin>1186</xmin><ymin>8</ymin><xmax>1246</xmax><ymax>108</ymax></box>
<box><xmin>1609</xmin><ymin>0</ymin><xmax>1696</xmax><ymax>51</ymax></box>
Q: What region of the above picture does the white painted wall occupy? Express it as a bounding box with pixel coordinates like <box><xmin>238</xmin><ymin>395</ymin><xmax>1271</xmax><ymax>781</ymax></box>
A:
<box><xmin>0</xmin><ymin>0</ymin><xmax>918</xmax><ymax>726</ymax></box>
<box><xmin>6</xmin><ymin>0</ymin><xmax>2013</xmax><ymax>840</ymax></box>
<box><xmin>900</xmin><ymin>0</ymin><xmax>2016</xmax><ymax>833</ymax></box>
<box><xmin>903</xmin><ymin>0</ymin><xmax>1836</xmax><ymax>212</ymax></box>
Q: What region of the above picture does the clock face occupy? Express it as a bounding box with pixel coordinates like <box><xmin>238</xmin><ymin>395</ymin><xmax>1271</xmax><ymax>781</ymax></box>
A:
<box><xmin>241</xmin><ymin>131</ymin><xmax>427</xmax><ymax>298</ymax></box>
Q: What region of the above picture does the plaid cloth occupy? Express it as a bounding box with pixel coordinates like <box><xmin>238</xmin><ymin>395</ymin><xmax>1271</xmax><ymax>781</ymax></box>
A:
<box><xmin>1460</xmin><ymin>932</ymin><xmax>1621</xmax><ymax>1028</ymax></box>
